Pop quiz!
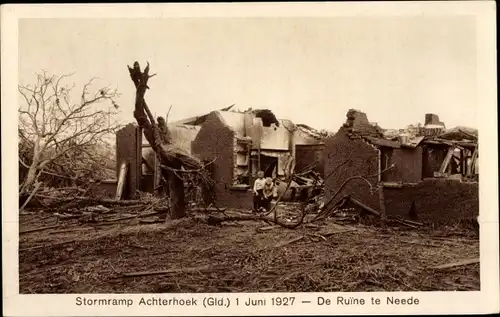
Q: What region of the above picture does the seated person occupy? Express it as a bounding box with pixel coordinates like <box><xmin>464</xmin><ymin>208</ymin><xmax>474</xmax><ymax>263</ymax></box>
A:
<box><xmin>260</xmin><ymin>177</ymin><xmax>275</xmax><ymax>212</ymax></box>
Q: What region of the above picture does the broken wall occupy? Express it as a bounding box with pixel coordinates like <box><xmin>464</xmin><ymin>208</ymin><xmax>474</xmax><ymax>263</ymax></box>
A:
<box><xmin>294</xmin><ymin>128</ymin><xmax>324</xmax><ymax>145</ymax></box>
<box><xmin>295</xmin><ymin>144</ymin><xmax>325</xmax><ymax>175</ymax></box>
<box><xmin>250</xmin><ymin>117</ymin><xmax>263</xmax><ymax>150</ymax></box>
<box><xmin>384</xmin><ymin>179</ymin><xmax>478</xmax><ymax>227</ymax></box>
<box><xmin>192</xmin><ymin>112</ymin><xmax>253</xmax><ymax>209</ymax></box>
<box><xmin>323</xmin><ymin>126</ymin><xmax>380</xmax><ymax>210</ymax></box>
<box><xmin>422</xmin><ymin>145</ymin><xmax>447</xmax><ymax>178</ymax></box>
<box><xmin>219</xmin><ymin>111</ymin><xmax>245</xmax><ymax>137</ymax></box>
<box><xmin>166</xmin><ymin>124</ymin><xmax>202</xmax><ymax>155</ymax></box>
<box><xmin>116</xmin><ymin>124</ymin><xmax>142</xmax><ymax>199</ymax></box>
<box><xmin>260</xmin><ymin>123</ymin><xmax>291</xmax><ymax>151</ymax></box>
<box><xmin>345</xmin><ymin>109</ymin><xmax>381</xmax><ymax>136</ymax></box>
<box><xmin>384</xmin><ymin>147</ymin><xmax>423</xmax><ymax>183</ymax></box>
<box><xmin>425</xmin><ymin>113</ymin><xmax>445</xmax><ymax>127</ymax></box>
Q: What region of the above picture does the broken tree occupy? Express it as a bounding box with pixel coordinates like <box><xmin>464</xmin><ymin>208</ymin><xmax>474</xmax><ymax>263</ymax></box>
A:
<box><xmin>18</xmin><ymin>72</ymin><xmax>120</xmax><ymax>208</ymax></box>
<box><xmin>127</xmin><ymin>61</ymin><xmax>210</xmax><ymax>219</ymax></box>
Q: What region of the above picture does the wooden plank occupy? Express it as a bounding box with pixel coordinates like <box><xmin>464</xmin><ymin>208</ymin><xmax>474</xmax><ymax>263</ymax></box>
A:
<box><xmin>391</xmin><ymin>219</ymin><xmax>419</xmax><ymax>229</ymax></box>
<box><xmin>20</xmin><ymin>239</ymin><xmax>76</xmax><ymax>252</ymax></box>
<box><xmin>400</xmin><ymin>136</ymin><xmax>425</xmax><ymax>148</ymax></box>
<box><xmin>134</xmin><ymin>127</ymin><xmax>143</xmax><ymax>199</ymax></box>
<box><xmin>319</xmin><ymin>229</ymin><xmax>357</xmax><ymax>237</ymax></box>
<box><xmin>438</xmin><ymin>146</ymin><xmax>456</xmax><ymax>174</ymax></box>
<box><xmin>256</xmin><ymin>225</ymin><xmax>280</xmax><ymax>233</ymax></box>
<box><xmin>467</xmin><ymin>146</ymin><xmax>478</xmax><ymax>177</ymax></box>
<box><xmin>364</xmin><ymin>136</ymin><xmax>401</xmax><ymax>148</ymax></box>
<box><xmin>115</xmin><ymin>162</ymin><xmax>128</xmax><ymax>200</ymax></box>
<box><xmin>382</xmin><ymin>182</ymin><xmax>403</xmax><ymax>189</ymax></box>
<box><xmin>458</xmin><ymin>129</ymin><xmax>478</xmax><ymax>140</ymax></box>
<box><xmin>401</xmin><ymin>240</ymin><xmax>441</xmax><ymax>248</ymax></box>
<box><xmin>431</xmin><ymin>258</ymin><xmax>479</xmax><ymax>270</ymax></box>
<box><xmin>349</xmin><ymin>196</ymin><xmax>380</xmax><ymax>216</ymax></box>
<box><xmin>433</xmin><ymin>172</ymin><xmax>448</xmax><ymax>178</ymax></box>
<box><xmin>121</xmin><ymin>265</ymin><xmax>212</xmax><ymax>278</ymax></box>
<box><xmin>378</xmin><ymin>186</ymin><xmax>387</xmax><ymax>230</ymax></box>
<box><xmin>460</xmin><ymin>149</ymin><xmax>466</xmax><ymax>175</ymax></box>
<box><xmin>403</xmin><ymin>219</ymin><xmax>424</xmax><ymax>226</ymax></box>
<box><xmin>274</xmin><ymin>235</ymin><xmax>304</xmax><ymax>248</ymax></box>
<box><xmin>19</xmin><ymin>224</ymin><xmax>60</xmax><ymax>235</ymax></box>
<box><xmin>49</xmin><ymin>227</ymin><xmax>94</xmax><ymax>234</ymax></box>
<box><xmin>153</xmin><ymin>154</ymin><xmax>161</xmax><ymax>195</ymax></box>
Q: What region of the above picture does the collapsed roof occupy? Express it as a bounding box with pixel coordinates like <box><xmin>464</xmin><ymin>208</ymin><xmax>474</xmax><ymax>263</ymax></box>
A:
<box><xmin>342</xmin><ymin>109</ymin><xmax>477</xmax><ymax>149</ymax></box>
<box><xmin>171</xmin><ymin>106</ymin><xmax>330</xmax><ymax>140</ymax></box>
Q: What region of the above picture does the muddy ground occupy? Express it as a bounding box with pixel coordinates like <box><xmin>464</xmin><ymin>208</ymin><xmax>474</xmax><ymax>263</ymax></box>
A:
<box><xmin>19</xmin><ymin>206</ymin><xmax>480</xmax><ymax>293</ymax></box>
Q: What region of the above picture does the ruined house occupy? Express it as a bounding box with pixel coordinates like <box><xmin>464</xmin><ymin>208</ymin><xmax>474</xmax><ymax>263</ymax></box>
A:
<box><xmin>323</xmin><ymin>109</ymin><xmax>479</xmax><ymax>227</ymax></box>
<box><xmin>112</xmin><ymin>108</ymin><xmax>325</xmax><ymax>209</ymax></box>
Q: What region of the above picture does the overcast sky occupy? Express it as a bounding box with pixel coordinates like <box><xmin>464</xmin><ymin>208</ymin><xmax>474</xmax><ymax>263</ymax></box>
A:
<box><xmin>19</xmin><ymin>17</ymin><xmax>477</xmax><ymax>131</ymax></box>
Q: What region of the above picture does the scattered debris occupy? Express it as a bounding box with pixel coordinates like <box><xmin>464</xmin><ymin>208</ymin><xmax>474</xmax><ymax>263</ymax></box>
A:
<box><xmin>121</xmin><ymin>265</ymin><xmax>213</xmax><ymax>278</ymax></box>
<box><xmin>274</xmin><ymin>235</ymin><xmax>305</xmax><ymax>248</ymax></box>
<box><xmin>430</xmin><ymin>258</ymin><xmax>480</xmax><ymax>270</ymax></box>
<box><xmin>16</xmin><ymin>63</ymin><xmax>480</xmax><ymax>295</ymax></box>
<box><xmin>256</xmin><ymin>225</ymin><xmax>281</xmax><ymax>233</ymax></box>
<box><xmin>18</xmin><ymin>205</ymin><xmax>479</xmax><ymax>293</ymax></box>
<box><xmin>20</xmin><ymin>239</ymin><xmax>76</xmax><ymax>252</ymax></box>
<box><xmin>400</xmin><ymin>240</ymin><xmax>441</xmax><ymax>248</ymax></box>
<box><xmin>20</xmin><ymin>225</ymin><xmax>60</xmax><ymax>235</ymax></box>
<box><xmin>319</xmin><ymin>229</ymin><xmax>357</xmax><ymax>237</ymax></box>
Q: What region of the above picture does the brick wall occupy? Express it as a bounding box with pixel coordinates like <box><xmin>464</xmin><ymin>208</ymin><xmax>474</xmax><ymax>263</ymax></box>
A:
<box><xmin>425</xmin><ymin>113</ymin><xmax>444</xmax><ymax>126</ymax></box>
<box><xmin>116</xmin><ymin>124</ymin><xmax>142</xmax><ymax>199</ymax></box>
<box><xmin>192</xmin><ymin>112</ymin><xmax>253</xmax><ymax>209</ymax></box>
<box><xmin>345</xmin><ymin>109</ymin><xmax>381</xmax><ymax>136</ymax></box>
<box><xmin>323</xmin><ymin>127</ymin><xmax>380</xmax><ymax>210</ymax></box>
<box><xmin>384</xmin><ymin>147</ymin><xmax>423</xmax><ymax>183</ymax></box>
<box><xmin>295</xmin><ymin>144</ymin><xmax>325</xmax><ymax>176</ymax></box>
<box><xmin>323</xmin><ymin>125</ymin><xmax>477</xmax><ymax>227</ymax></box>
<box><xmin>384</xmin><ymin>179</ymin><xmax>478</xmax><ymax>227</ymax></box>
<box><xmin>422</xmin><ymin>145</ymin><xmax>447</xmax><ymax>178</ymax></box>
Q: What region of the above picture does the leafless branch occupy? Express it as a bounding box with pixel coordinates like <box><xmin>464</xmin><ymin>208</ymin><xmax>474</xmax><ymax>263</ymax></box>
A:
<box><xmin>312</xmin><ymin>163</ymin><xmax>395</xmax><ymax>222</ymax></box>
<box><xmin>18</xmin><ymin>71</ymin><xmax>120</xmax><ymax>197</ymax></box>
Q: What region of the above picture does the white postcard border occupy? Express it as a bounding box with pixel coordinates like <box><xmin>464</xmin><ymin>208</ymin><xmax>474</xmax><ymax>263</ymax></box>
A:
<box><xmin>2</xmin><ymin>2</ymin><xmax>498</xmax><ymax>316</ymax></box>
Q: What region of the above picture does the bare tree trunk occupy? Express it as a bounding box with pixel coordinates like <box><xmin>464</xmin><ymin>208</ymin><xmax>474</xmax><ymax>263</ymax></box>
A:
<box><xmin>21</xmin><ymin>165</ymin><xmax>38</xmax><ymax>194</ymax></box>
<box><xmin>20</xmin><ymin>138</ymin><xmax>43</xmax><ymax>195</ymax></box>
<box><xmin>167</xmin><ymin>168</ymin><xmax>185</xmax><ymax>219</ymax></box>
<box><xmin>127</xmin><ymin>62</ymin><xmax>205</xmax><ymax>219</ymax></box>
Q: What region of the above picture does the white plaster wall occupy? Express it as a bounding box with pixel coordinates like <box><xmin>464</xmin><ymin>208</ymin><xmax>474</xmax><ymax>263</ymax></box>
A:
<box><xmin>294</xmin><ymin>129</ymin><xmax>321</xmax><ymax>145</ymax></box>
<box><xmin>219</xmin><ymin>111</ymin><xmax>245</xmax><ymax>137</ymax></box>
<box><xmin>166</xmin><ymin>124</ymin><xmax>201</xmax><ymax>155</ymax></box>
<box><xmin>260</xmin><ymin>125</ymin><xmax>290</xmax><ymax>150</ymax></box>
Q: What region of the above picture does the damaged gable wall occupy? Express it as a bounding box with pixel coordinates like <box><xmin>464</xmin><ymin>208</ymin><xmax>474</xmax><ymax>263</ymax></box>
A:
<box><xmin>323</xmin><ymin>126</ymin><xmax>380</xmax><ymax>210</ymax></box>
<box><xmin>323</xmin><ymin>109</ymin><xmax>479</xmax><ymax>227</ymax></box>
<box><xmin>345</xmin><ymin>109</ymin><xmax>381</xmax><ymax>136</ymax></box>
<box><xmin>192</xmin><ymin>111</ymin><xmax>253</xmax><ymax>209</ymax></box>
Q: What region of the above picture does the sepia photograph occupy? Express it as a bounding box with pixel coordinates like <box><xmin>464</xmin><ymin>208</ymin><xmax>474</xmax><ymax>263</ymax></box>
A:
<box><xmin>2</xmin><ymin>2</ymin><xmax>498</xmax><ymax>316</ymax></box>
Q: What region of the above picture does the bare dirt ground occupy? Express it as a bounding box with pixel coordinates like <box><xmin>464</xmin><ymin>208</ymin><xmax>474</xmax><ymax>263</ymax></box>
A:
<box><xmin>19</xmin><ymin>206</ymin><xmax>480</xmax><ymax>293</ymax></box>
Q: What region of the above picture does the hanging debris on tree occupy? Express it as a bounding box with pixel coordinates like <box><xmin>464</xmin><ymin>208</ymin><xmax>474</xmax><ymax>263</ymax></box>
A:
<box><xmin>126</xmin><ymin>61</ymin><xmax>214</xmax><ymax>219</ymax></box>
